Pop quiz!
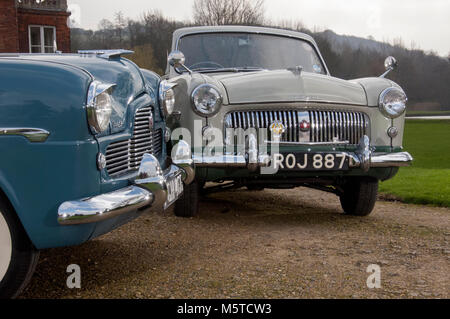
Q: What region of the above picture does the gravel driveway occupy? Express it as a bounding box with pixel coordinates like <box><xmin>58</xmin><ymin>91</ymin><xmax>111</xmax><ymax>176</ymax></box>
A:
<box><xmin>21</xmin><ymin>187</ymin><xmax>449</xmax><ymax>299</ymax></box>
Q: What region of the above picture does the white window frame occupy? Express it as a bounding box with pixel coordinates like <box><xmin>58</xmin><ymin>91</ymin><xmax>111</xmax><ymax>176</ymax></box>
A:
<box><xmin>28</xmin><ymin>25</ymin><xmax>57</xmax><ymax>53</ymax></box>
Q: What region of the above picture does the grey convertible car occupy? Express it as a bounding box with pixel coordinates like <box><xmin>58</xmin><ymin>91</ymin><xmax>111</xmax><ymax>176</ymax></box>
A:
<box><xmin>160</xmin><ymin>26</ymin><xmax>413</xmax><ymax>218</ymax></box>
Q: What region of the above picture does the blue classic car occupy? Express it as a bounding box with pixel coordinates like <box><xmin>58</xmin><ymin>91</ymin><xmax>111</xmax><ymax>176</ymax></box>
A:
<box><xmin>0</xmin><ymin>50</ymin><xmax>194</xmax><ymax>298</ymax></box>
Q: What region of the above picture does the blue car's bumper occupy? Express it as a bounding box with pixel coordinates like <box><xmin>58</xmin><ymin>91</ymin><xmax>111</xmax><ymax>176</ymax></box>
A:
<box><xmin>58</xmin><ymin>146</ymin><xmax>194</xmax><ymax>226</ymax></box>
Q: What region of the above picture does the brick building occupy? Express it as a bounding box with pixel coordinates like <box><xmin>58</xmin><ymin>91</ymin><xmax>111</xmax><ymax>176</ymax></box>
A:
<box><xmin>0</xmin><ymin>0</ymin><xmax>71</xmax><ymax>53</ymax></box>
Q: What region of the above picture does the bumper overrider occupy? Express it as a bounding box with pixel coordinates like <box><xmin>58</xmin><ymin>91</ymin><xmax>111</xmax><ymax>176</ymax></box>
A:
<box><xmin>57</xmin><ymin>141</ymin><xmax>194</xmax><ymax>226</ymax></box>
<box><xmin>193</xmin><ymin>135</ymin><xmax>413</xmax><ymax>172</ymax></box>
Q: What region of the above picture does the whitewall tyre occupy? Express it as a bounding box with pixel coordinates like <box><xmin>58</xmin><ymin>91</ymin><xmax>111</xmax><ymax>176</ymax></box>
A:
<box><xmin>0</xmin><ymin>201</ymin><xmax>39</xmax><ymax>299</ymax></box>
<box><xmin>0</xmin><ymin>212</ymin><xmax>12</xmax><ymax>284</ymax></box>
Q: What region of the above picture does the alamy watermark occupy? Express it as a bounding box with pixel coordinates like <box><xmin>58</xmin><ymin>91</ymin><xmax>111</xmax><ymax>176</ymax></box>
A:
<box><xmin>366</xmin><ymin>264</ymin><xmax>381</xmax><ymax>289</ymax></box>
<box><xmin>66</xmin><ymin>264</ymin><xmax>81</xmax><ymax>289</ymax></box>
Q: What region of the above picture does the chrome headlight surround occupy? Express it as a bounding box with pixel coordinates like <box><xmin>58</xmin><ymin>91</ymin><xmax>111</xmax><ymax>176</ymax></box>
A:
<box><xmin>159</xmin><ymin>80</ymin><xmax>177</xmax><ymax>117</ymax></box>
<box><xmin>379</xmin><ymin>87</ymin><xmax>407</xmax><ymax>119</ymax></box>
<box><xmin>87</xmin><ymin>81</ymin><xmax>115</xmax><ymax>134</ymax></box>
<box><xmin>191</xmin><ymin>84</ymin><xmax>223</xmax><ymax>117</ymax></box>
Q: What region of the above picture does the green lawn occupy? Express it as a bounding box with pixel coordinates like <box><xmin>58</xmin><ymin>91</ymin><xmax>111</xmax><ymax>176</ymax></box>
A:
<box><xmin>379</xmin><ymin>120</ymin><xmax>450</xmax><ymax>207</ymax></box>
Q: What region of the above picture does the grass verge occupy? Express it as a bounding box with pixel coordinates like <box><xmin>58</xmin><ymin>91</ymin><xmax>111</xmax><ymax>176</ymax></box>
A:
<box><xmin>379</xmin><ymin>120</ymin><xmax>450</xmax><ymax>207</ymax></box>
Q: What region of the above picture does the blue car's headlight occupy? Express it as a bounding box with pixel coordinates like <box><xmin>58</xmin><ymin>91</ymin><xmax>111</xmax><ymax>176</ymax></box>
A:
<box><xmin>159</xmin><ymin>80</ymin><xmax>177</xmax><ymax>117</ymax></box>
<box><xmin>87</xmin><ymin>81</ymin><xmax>114</xmax><ymax>133</ymax></box>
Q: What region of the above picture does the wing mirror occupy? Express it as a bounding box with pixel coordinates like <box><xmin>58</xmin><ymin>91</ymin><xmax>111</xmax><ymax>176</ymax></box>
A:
<box><xmin>168</xmin><ymin>51</ymin><xmax>192</xmax><ymax>74</ymax></box>
<box><xmin>380</xmin><ymin>56</ymin><xmax>398</xmax><ymax>78</ymax></box>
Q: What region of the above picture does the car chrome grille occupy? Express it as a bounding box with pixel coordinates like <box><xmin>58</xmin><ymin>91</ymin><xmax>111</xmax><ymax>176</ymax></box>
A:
<box><xmin>224</xmin><ymin>110</ymin><xmax>369</xmax><ymax>144</ymax></box>
<box><xmin>105</xmin><ymin>107</ymin><xmax>162</xmax><ymax>177</ymax></box>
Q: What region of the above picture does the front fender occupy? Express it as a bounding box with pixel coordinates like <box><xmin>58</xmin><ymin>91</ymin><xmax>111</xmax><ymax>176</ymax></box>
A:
<box><xmin>350</xmin><ymin>77</ymin><xmax>394</xmax><ymax>107</ymax></box>
<box><xmin>0</xmin><ymin>59</ymin><xmax>93</xmax><ymax>141</ymax></box>
<box><xmin>0</xmin><ymin>137</ymin><xmax>101</xmax><ymax>249</ymax></box>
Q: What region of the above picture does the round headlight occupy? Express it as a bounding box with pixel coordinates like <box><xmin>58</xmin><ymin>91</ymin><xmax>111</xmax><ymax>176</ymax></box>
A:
<box><xmin>94</xmin><ymin>92</ymin><xmax>113</xmax><ymax>130</ymax></box>
<box><xmin>191</xmin><ymin>84</ymin><xmax>222</xmax><ymax>117</ymax></box>
<box><xmin>159</xmin><ymin>81</ymin><xmax>176</xmax><ymax>116</ymax></box>
<box><xmin>379</xmin><ymin>87</ymin><xmax>407</xmax><ymax>119</ymax></box>
<box><xmin>87</xmin><ymin>91</ymin><xmax>113</xmax><ymax>134</ymax></box>
<box><xmin>163</xmin><ymin>88</ymin><xmax>175</xmax><ymax>115</ymax></box>
<box><xmin>87</xmin><ymin>81</ymin><xmax>114</xmax><ymax>134</ymax></box>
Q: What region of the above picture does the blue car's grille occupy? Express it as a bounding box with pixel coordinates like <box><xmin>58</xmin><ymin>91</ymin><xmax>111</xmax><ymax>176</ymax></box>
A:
<box><xmin>105</xmin><ymin>107</ymin><xmax>162</xmax><ymax>177</ymax></box>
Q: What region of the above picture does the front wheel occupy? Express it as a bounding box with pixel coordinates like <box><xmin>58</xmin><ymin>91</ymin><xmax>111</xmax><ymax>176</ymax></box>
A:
<box><xmin>339</xmin><ymin>177</ymin><xmax>379</xmax><ymax>216</ymax></box>
<box><xmin>174</xmin><ymin>181</ymin><xmax>200</xmax><ymax>218</ymax></box>
<box><xmin>0</xmin><ymin>200</ymin><xmax>39</xmax><ymax>299</ymax></box>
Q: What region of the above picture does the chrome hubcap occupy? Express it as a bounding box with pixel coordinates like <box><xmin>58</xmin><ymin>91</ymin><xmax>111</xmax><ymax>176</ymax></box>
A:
<box><xmin>0</xmin><ymin>212</ymin><xmax>12</xmax><ymax>282</ymax></box>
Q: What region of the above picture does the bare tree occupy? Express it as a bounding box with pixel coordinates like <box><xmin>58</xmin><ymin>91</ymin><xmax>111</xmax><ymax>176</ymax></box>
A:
<box><xmin>275</xmin><ymin>19</ymin><xmax>304</xmax><ymax>32</ymax></box>
<box><xmin>193</xmin><ymin>0</ymin><xmax>265</xmax><ymax>26</ymax></box>
<box><xmin>97</xmin><ymin>19</ymin><xmax>115</xmax><ymax>48</ymax></box>
<box><xmin>114</xmin><ymin>11</ymin><xmax>127</xmax><ymax>46</ymax></box>
<box><xmin>128</xmin><ymin>44</ymin><xmax>163</xmax><ymax>74</ymax></box>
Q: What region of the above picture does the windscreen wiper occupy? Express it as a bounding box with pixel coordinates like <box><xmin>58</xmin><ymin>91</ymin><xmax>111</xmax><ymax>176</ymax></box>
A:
<box><xmin>191</xmin><ymin>67</ymin><xmax>266</xmax><ymax>73</ymax></box>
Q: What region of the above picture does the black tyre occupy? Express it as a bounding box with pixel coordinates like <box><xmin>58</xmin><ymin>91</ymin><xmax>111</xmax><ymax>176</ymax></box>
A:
<box><xmin>0</xmin><ymin>200</ymin><xmax>39</xmax><ymax>299</ymax></box>
<box><xmin>339</xmin><ymin>177</ymin><xmax>379</xmax><ymax>216</ymax></box>
<box><xmin>174</xmin><ymin>181</ymin><xmax>199</xmax><ymax>218</ymax></box>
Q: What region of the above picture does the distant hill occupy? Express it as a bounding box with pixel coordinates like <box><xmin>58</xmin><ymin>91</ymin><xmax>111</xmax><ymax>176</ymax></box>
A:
<box><xmin>317</xmin><ymin>29</ymin><xmax>394</xmax><ymax>54</ymax></box>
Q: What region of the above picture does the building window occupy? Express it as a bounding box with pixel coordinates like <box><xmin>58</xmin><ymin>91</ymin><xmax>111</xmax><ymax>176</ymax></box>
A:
<box><xmin>29</xmin><ymin>26</ymin><xmax>57</xmax><ymax>53</ymax></box>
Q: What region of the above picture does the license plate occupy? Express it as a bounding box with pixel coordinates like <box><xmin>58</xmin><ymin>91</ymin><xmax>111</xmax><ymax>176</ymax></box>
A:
<box><xmin>273</xmin><ymin>153</ymin><xmax>349</xmax><ymax>171</ymax></box>
<box><xmin>165</xmin><ymin>173</ymin><xmax>184</xmax><ymax>209</ymax></box>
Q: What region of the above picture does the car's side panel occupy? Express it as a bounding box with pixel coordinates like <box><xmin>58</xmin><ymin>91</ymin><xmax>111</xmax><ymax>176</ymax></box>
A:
<box><xmin>0</xmin><ymin>60</ymin><xmax>101</xmax><ymax>248</ymax></box>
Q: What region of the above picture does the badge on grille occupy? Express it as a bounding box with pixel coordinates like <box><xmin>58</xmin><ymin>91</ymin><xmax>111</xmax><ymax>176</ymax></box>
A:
<box><xmin>299</xmin><ymin>119</ymin><xmax>311</xmax><ymax>132</ymax></box>
<box><xmin>270</xmin><ymin>121</ymin><xmax>286</xmax><ymax>142</ymax></box>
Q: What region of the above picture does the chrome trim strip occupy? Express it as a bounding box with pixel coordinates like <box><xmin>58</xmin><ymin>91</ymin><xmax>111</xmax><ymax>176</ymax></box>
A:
<box><xmin>348</xmin><ymin>152</ymin><xmax>413</xmax><ymax>168</ymax></box>
<box><xmin>58</xmin><ymin>186</ymin><xmax>153</xmax><ymax>225</ymax></box>
<box><xmin>192</xmin><ymin>151</ymin><xmax>413</xmax><ymax>169</ymax></box>
<box><xmin>78</xmin><ymin>49</ymin><xmax>134</xmax><ymax>59</ymax></box>
<box><xmin>193</xmin><ymin>154</ymin><xmax>247</xmax><ymax>167</ymax></box>
<box><xmin>0</xmin><ymin>128</ymin><xmax>50</xmax><ymax>142</ymax></box>
<box><xmin>369</xmin><ymin>152</ymin><xmax>414</xmax><ymax>167</ymax></box>
<box><xmin>265</xmin><ymin>141</ymin><xmax>350</xmax><ymax>146</ymax></box>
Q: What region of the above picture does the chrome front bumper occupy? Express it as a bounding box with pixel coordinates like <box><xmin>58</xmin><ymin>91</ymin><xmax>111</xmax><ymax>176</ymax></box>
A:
<box><xmin>58</xmin><ymin>141</ymin><xmax>194</xmax><ymax>226</ymax></box>
<box><xmin>192</xmin><ymin>135</ymin><xmax>413</xmax><ymax>172</ymax></box>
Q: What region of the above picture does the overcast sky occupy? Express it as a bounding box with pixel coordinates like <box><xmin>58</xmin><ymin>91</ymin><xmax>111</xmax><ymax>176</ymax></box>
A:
<box><xmin>67</xmin><ymin>0</ymin><xmax>450</xmax><ymax>56</ymax></box>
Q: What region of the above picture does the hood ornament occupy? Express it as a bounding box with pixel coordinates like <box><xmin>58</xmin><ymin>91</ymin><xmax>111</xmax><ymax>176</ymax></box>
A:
<box><xmin>287</xmin><ymin>65</ymin><xmax>303</xmax><ymax>76</ymax></box>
